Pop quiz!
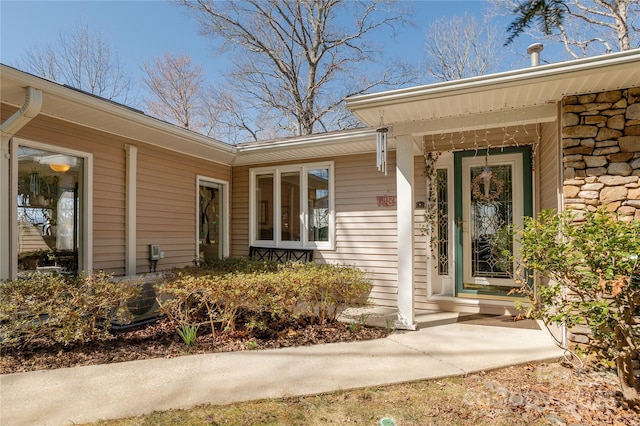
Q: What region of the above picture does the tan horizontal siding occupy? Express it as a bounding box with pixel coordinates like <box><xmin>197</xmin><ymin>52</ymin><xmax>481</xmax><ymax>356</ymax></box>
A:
<box><xmin>5</xmin><ymin>106</ymin><xmax>232</xmax><ymax>276</ymax></box>
<box><xmin>8</xmin><ymin>109</ymin><xmax>127</xmax><ymax>274</ymax></box>
<box><xmin>539</xmin><ymin>121</ymin><xmax>560</xmax><ymax>213</ymax></box>
<box><xmin>317</xmin><ymin>153</ymin><xmax>399</xmax><ymax>304</ymax></box>
<box><xmin>231</xmin><ymin>164</ymin><xmax>251</xmax><ymax>257</ymax></box>
<box><xmin>230</xmin><ymin>151</ymin><xmax>435</xmax><ymax>308</ymax></box>
<box><xmin>135</xmin><ymin>143</ymin><xmax>230</xmax><ymax>275</ymax></box>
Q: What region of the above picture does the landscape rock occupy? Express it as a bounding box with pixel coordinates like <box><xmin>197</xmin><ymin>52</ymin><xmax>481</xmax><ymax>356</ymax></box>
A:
<box><xmin>598</xmin><ymin>176</ymin><xmax>637</xmax><ymax>186</ymax></box>
<box><xmin>596</xmin><ymin>127</ymin><xmax>622</xmax><ymax>141</ymax></box>
<box><xmin>620</xmin><ymin>136</ymin><xmax>640</xmax><ymax>152</ymax></box>
<box><xmin>608</xmin><ymin>162</ymin><xmax>633</xmax><ymax>176</ymax></box>
<box><xmin>596</xmin><ymin>90</ymin><xmax>621</xmax><ymax>103</ymax></box>
<box><xmin>563</xmin><ymin>126</ymin><xmax>598</xmax><ymax>138</ymax></box>
<box><xmin>607</xmin><ymin>115</ymin><xmax>625</xmax><ymax>130</ymax></box>
<box><xmin>600</xmin><ymin>186</ymin><xmax>628</xmax><ymax>202</ymax></box>
<box><xmin>626</xmin><ymin>103</ymin><xmax>640</xmax><ymax>120</ymax></box>
<box><xmin>583</xmin><ymin>156</ymin><xmax>607</xmax><ymax>168</ymax></box>
<box><xmin>585</xmin><ymin>167</ymin><xmax>606</xmax><ymax>176</ymax></box>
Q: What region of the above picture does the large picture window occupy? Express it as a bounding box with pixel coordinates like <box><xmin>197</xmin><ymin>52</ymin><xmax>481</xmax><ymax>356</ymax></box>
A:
<box><xmin>250</xmin><ymin>162</ymin><xmax>334</xmax><ymax>249</ymax></box>
<box><xmin>15</xmin><ymin>142</ymin><xmax>88</xmax><ymax>275</ymax></box>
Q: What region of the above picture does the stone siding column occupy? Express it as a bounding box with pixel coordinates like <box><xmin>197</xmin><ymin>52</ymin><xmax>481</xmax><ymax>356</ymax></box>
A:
<box><xmin>562</xmin><ymin>87</ymin><xmax>640</xmax><ymax>221</ymax></box>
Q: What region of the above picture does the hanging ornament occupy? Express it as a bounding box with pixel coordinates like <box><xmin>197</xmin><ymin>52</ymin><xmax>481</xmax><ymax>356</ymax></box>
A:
<box><xmin>376</xmin><ymin>112</ymin><xmax>388</xmax><ymax>176</ymax></box>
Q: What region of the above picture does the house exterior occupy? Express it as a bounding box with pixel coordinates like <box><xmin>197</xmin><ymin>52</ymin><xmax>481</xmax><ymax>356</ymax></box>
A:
<box><xmin>2</xmin><ymin>49</ymin><xmax>639</xmax><ymax>329</ymax></box>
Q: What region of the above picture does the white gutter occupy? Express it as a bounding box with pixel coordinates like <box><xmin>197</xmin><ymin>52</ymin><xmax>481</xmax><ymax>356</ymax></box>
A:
<box><xmin>1</xmin><ymin>66</ymin><xmax>236</xmax><ymax>164</ymax></box>
<box><xmin>1</xmin><ymin>86</ymin><xmax>43</xmax><ymax>280</ymax></box>
<box><xmin>236</xmin><ymin>128</ymin><xmax>378</xmax><ymax>153</ymax></box>
<box><xmin>346</xmin><ymin>49</ymin><xmax>640</xmax><ymax>111</ymax></box>
<box><xmin>1</xmin><ymin>86</ymin><xmax>43</xmax><ymax>137</ymax></box>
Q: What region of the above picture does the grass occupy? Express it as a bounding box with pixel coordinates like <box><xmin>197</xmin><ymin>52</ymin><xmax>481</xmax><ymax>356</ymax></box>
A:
<box><xmin>83</xmin><ymin>371</ymin><xmax>549</xmax><ymax>426</ymax></box>
<box><xmin>73</xmin><ymin>360</ymin><xmax>640</xmax><ymax>425</ymax></box>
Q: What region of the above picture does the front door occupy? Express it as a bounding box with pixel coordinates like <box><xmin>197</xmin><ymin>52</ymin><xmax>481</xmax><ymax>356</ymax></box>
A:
<box><xmin>454</xmin><ymin>147</ymin><xmax>532</xmax><ymax>297</ymax></box>
<box><xmin>198</xmin><ymin>180</ymin><xmax>223</xmax><ymax>262</ymax></box>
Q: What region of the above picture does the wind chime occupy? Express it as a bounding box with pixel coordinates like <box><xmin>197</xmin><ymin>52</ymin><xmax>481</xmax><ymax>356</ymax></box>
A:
<box><xmin>376</xmin><ymin>113</ymin><xmax>388</xmax><ymax>176</ymax></box>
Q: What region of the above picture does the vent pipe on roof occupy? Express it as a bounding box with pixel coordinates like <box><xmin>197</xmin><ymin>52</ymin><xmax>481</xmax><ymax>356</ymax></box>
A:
<box><xmin>527</xmin><ymin>43</ymin><xmax>544</xmax><ymax>67</ymax></box>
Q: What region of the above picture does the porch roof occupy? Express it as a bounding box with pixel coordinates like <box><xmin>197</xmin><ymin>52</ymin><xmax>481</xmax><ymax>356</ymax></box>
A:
<box><xmin>233</xmin><ymin>127</ymin><xmax>386</xmax><ymax>165</ymax></box>
<box><xmin>346</xmin><ymin>49</ymin><xmax>640</xmax><ymax>136</ymax></box>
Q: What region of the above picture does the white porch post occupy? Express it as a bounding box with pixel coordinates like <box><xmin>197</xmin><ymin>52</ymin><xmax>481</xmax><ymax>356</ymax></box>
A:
<box><xmin>395</xmin><ymin>135</ymin><xmax>417</xmax><ymax>330</ymax></box>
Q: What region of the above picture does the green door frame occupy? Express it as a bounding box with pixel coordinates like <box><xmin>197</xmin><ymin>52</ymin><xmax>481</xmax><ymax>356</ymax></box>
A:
<box><xmin>453</xmin><ymin>146</ymin><xmax>533</xmax><ymax>296</ymax></box>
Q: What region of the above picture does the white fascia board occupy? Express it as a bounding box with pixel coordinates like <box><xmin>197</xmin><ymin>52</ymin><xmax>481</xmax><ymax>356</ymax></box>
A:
<box><xmin>1</xmin><ymin>65</ymin><xmax>237</xmax><ymax>165</ymax></box>
<box><xmin>236</xmin><ymin>128</ymin><xmax>378</xmax><ymax>153</ymax></box>
<box><xmin>234</xmin><ymin>128</ymin><xmax>384</xmax><ymax>164</ymax></box>
<box><xmin>346</xmin><ymin>49</ymin><xmax>640</xmax><ymax>124</ymax></box>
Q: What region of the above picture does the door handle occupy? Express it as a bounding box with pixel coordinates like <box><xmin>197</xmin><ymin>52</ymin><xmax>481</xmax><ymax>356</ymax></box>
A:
<box><xmin>457</xmin><ymin>217</ymin><xmax>464</xmax><ymax>231</ymax></box>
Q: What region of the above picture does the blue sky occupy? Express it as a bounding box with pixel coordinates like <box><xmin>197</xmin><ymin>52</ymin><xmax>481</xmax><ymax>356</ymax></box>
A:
<box><xmin>1</xmin><ymin>0</ymin><xmax>559</xmax><ymax>104</ymax></box>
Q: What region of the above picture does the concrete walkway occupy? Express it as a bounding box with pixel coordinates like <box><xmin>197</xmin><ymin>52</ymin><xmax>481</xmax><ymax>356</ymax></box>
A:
<box><xmin>0</xmin><ymin>312</ymin><xmax>564</xmax><ymax>426</ymax></box>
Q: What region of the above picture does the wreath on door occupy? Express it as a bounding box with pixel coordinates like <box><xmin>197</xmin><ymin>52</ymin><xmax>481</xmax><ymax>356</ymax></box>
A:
<box><xmin>471</xmin><ymin>169</ymin><xmax>504</xmax><ymax>202</ymax></box>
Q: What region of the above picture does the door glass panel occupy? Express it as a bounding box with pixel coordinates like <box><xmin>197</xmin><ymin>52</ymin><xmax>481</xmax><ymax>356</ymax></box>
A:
<box><xmin>436</xmin><ymin>169</ymin><xmax>449</xmax><ymax>276</ymax></box>
<box><xmin>256</xmin><ymin>174</ymin><xmax>273</xmax><ymax>241</ymax></box>
<box><xmin>281</xmin><ymin>171</ymin><xmax>300</xmax><ymax>242</ymax></box>
<box><xmin>17</xmin><ymin>146</ymin><xmax>83</xmax><ymax>275</ymax></box>
<box><xmin>307</xmin><ymin>168</ymin><xmax>329</xmax><ymax>242</ymax></box>
<box><xmin>469</xmin><ymin>164</ymin><xmax>513</xmax><ymax>280</ymax></box>
<box><xmin>199</xmin><ymin>182</ymin><xmax>222</xmax><ymax>262</ymax></box>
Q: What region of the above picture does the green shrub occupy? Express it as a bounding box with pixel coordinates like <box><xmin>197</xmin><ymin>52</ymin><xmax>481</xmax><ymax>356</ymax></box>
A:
<box><xmin>517</xmin><ymin>209</ymin><xmax>639</xmax><ymax>406</ymax></box>
<box><xmin>0</xmin><ymin>272</ymin><xmax>139</xmax><ymax>347</ymax></box>
<box><xmin>154</xmin><ymin>270</ymin><xmax>213</xmax><ymax>331</ymax></box>
<box><xmin>285</xmin><ymin>263</ymin><xmax>372</xmax><ymax>323</ymax></box>
<box><xmin>156</xmin><ymin>259</ymin><xmax>372</xmax><ymax>336</ymax></box>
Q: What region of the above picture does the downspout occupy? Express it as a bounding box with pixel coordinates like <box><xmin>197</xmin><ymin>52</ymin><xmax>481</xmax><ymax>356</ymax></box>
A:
<box><xmin>1</xmin><ymin>86</ymin><xmax>43</xmax><ymax>136</ymax></box>
<box><xmin>0</xmin><ymin>86</ymin><xmax>43</xmax><ymax>279</ymax></box>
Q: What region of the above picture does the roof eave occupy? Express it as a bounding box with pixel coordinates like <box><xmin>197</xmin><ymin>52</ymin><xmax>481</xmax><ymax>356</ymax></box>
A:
<box><xmin>346</xmin><ymin>49</ymin><xmax>640</xmax><ymax>126</ymax></box>
<box><xmin>1</xmin><ymin>65</ymin><xmax>237</xmax><ymax>164</ymax></box>
<box><xmin>233</xmin><ymin>128</ymin><xmax>384</xmax><ymax>165</ymax></box>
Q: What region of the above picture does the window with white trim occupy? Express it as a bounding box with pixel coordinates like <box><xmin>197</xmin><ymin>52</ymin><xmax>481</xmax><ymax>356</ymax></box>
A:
<box><xmin>250</xmin><ymin>162</ymin><xmax>334</xmax><ymax>249</ymax></box>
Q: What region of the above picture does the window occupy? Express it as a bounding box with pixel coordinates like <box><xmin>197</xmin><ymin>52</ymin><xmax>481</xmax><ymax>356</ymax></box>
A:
<box><xmin>14</xmin><ymin>141</ymin><xmax>90</xmax><ymax>275</ymax></box>
<box><xmin>250</xmin><ymin>162</ymin><xmax>334</xmax><ymax>249</ymax></box>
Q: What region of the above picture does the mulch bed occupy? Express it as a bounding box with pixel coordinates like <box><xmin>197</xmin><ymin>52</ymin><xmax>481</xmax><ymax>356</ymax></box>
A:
<box><xmin>0</xmin><ymin>316</ymin><xmax>389</xmax><ymax>374</ymax></box>
<box><xmin>2</xmin><ymin>316</ymin><xmax>639</xmax><ymax>425</ymax></box>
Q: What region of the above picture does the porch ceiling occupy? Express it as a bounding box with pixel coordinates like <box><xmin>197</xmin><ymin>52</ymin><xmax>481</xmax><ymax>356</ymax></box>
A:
<box><xmin>346</xmin><ymin>49</ymin><xmax>640</xmax><ymax>136</ymax></box>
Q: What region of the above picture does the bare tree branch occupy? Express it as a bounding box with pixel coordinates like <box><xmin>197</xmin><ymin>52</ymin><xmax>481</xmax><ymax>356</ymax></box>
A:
<box><xmin>495</xmin><ymin>0</ymin><xmax>639</xmax><ymax>55</ymax></box>
<box><xmin>425</xmin><ymin>13</ymin><xmax>507</xmax><ymax>82</ymax></box>
<box><xmin>17</xmin><ymin>22</ymin><xmax>132</xmax><ymax>104</ymax></box>
<box><xmin>176</xmin><ymin>0</ymin><xmax>415</xmax><ymax>140</ymax></box>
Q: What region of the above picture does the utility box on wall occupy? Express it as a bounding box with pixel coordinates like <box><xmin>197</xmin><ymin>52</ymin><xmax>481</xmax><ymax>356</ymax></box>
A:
<box><xmin>149</xmin><ymin>244</ymin><xmax>160</xmax><ymax>261</ymax></box>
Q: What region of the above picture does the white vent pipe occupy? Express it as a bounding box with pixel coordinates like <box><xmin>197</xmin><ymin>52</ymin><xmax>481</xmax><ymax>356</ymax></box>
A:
<box><xmin>527</xmin><ymin>43</ymin><xmax>544</xmax><ymax>67</ymax></box>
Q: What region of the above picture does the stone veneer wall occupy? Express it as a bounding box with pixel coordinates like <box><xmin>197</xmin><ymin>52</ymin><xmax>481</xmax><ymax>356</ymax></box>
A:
<box><xmin>562</xmin><ymin>87</ymin><xmax>640</xmax><ymax>221</ymax></box>
<box><xmin>562</xmin><ymin>87</ymin><xmax>639</xmax><ymax>383</ymax></box>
